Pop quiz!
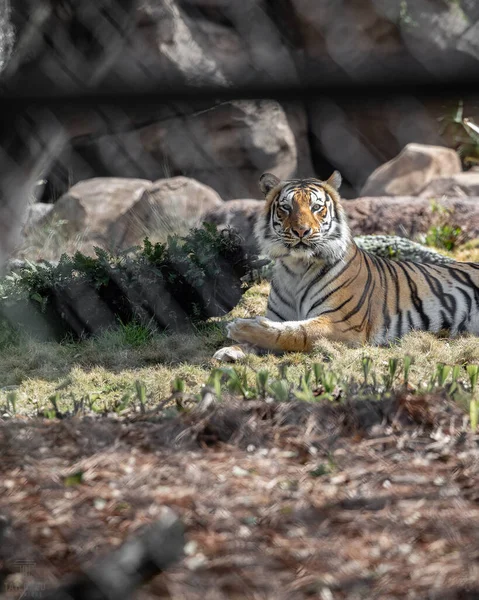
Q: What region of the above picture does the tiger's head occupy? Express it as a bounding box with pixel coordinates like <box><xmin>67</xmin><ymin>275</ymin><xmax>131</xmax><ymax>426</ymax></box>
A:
<box><xmin>254</xmin><ymin>171</ymin><xmax>351</xmax><ymax>263</ymax></box>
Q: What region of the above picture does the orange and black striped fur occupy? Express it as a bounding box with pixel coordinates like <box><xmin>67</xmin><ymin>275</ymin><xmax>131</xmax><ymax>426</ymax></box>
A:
<box><xmin>227</xmin><ymin>171</ymin><xmax>479</xmax><ymax>351</ymax></box>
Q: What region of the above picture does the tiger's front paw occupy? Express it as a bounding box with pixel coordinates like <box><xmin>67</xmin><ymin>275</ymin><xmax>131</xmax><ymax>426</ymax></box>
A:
<box><xmin>227</xmin><ymin>316</ymin><xmax>280</xmax><ymax>347</ymax></box>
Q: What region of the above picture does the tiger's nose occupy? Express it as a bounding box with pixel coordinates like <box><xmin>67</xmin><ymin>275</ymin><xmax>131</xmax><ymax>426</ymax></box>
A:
<box><xmin>292</xmin><ymin>226</ymin><xmax>312</xmax><ymax>239</ymax></box>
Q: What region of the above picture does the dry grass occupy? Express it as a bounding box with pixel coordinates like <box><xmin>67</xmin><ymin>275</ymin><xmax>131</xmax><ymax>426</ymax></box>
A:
<box><xmin>15</xmin><ymin>218</ymin><xmax>94</xmax><ymax>262</ymax></box>
<box><xmin>2</xmin><ymin>279</ymin><xmax>479</xmax><ymax>417</ymax></box>
<box><xmin>0</xmin><ymin>325</ymin><xmax>225</xmax><ymax>415</ymax></box>
<box><xmin>453</xmin><ymin>238</ymin><xmax>479</xmax><ymax>262</ymax></box>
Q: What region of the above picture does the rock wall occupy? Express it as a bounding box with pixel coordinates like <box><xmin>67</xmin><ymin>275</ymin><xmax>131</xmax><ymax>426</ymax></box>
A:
<box><xmin>57</xmin><ymin>100</ymin><xmax>301</xmax><ymax>201</ymax></box>
<box><xmin>3</xmin><ymin>0</ymin><xmax>479</xmax><ymax>205</ymax></box>
<box><xmin>3</xmin><ymin>0</ymin><xmax>479</xmax><ymax>262</ymax></box>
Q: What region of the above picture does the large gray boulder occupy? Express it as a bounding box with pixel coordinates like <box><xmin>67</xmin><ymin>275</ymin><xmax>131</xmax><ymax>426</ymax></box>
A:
<box><xmin>90</xmin><ymin>100</ymin><xmax>298</xmax><ymax>200</ymax></box>
<box><xmin>21</xmin><ymin>203</ymin><xmax>54</xmax><ymax>235</ymax></box>
<box><xmin>203</xmin><ymin>199</ymin><xmax>264</xmax><ymax>254</ymax></box>
<box><xmin>5</xmin><ymin>0</ymin><xmax>298</xmax><ymax>92</ymax></box>
<box><xmin>144</xmin><ymin>176</ymin><xmax>223</xmax><ymax>231</ymax></box>
<box><xmin>42</xmin><ymin>177</ymin><xmax>153</xmax><ymax>248</ymax></box>
<box><xmin>27</xmin><ymin>99</ymin><xmax>310</xmax><ymax>204</ymax></box>
<box><xmin>6</xmin><ymin>0</ymin><xmax>479</xmax><ymax>242</ymax></box>
<box><xmin>40</xmin><ymin>176</ymin><xmax>223</xmax><ymax>249</ymax></box>
<box><xmin>360</xmin><ymin>144</ymin><xmax>462</xmax><ymax>197</ymax></box>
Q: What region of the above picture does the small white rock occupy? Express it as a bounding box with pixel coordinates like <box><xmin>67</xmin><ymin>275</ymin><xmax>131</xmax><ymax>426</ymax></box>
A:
<box><xmin>184</xmin><ymin>540</ymin><xmax>198</xmax><ymax>556</ymax></box>
<box><xmin>213</xmin><ymin>346</ymin><xmax>246</xmax><ymax>362</ymax></box>
<box><xmin>93</xmin><ymin>498</ymin><xmax>107</xmax><ymax>510</ymax></box>
<box><xmin>185</xmin><ymin>553</ymin><xmax>207</xmax><ymax>571</ymax></box>
<box><xmin>320</xmin><ymin>587</ymin><xmax>334</xmax><ymax>600</ymax></box>
<box><xmin>232</xmin><ymin>466</ymin><xmax>250</xmax><ymax>477</ymax></box>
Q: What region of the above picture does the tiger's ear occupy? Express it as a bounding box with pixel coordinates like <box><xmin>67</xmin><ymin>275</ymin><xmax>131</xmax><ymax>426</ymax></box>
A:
<box><xmin>326</xmin><ymin>170</ymin><xmax>342</xmax><ymax>191</ymax></box>
<box><xmin>259</xmin><ymin>173</ymin><xmax>281</xmax><ymax>196</ymax></box>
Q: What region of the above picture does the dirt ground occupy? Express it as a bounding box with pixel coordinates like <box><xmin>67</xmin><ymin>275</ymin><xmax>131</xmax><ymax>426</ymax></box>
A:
<box><xmin>2</xmin><ymin>392</ymin><xmax>479</xmax><ymax>600</ymax></box>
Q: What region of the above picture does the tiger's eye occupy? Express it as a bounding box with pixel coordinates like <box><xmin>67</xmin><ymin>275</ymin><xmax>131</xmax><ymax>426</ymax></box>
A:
<box><xmin>279</xmin><ymin>204</ymin><xmax>290</xmax><ymax>213</ymax></box>
<box><xmin>312</xmin><ymin>204</ymin><xmax>322</xmax><ymax>212</ymax></box>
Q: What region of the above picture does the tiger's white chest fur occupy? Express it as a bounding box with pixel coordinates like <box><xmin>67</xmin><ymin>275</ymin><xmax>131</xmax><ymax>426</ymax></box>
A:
<box><xmin>266</xmin><ymin>255</ymin><xmax>342</xmax><ymax>322</ymax></box>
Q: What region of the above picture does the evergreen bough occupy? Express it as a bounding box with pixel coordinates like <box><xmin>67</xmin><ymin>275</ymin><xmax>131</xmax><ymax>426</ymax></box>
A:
<box><xmin>0</xmin><ymin>224</ymin><xmax>254</xmax><ymax>341</ymax></box>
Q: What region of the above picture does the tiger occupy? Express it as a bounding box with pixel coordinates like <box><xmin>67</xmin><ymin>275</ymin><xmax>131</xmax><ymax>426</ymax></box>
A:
<box><xmin>225</xmin><ymin>171</ymin><xmax>479</xmax><ymax>351</ymax></box>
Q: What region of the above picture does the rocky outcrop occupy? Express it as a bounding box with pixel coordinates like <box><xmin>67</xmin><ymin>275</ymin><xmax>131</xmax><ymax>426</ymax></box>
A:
<box><xmin>397</xmin><ymin>0</ymin><xmax>479</xmax><ymax>77</ymax></box>
<box><xmin>4</xmin><ymin>0</ymin><xmax>479</xmax><ymax>242</ymax></box>
<box><xmin>145</xmin><ymin>176</ymin><xmax>223</xmax><ymax>230</ymax></box>
<box><xmin>203</xmin><ymin>194</ymin><xmax>479</xmax><ymax>255</ymax></box>
<box><xmin>7</xmin><ymin>0</ymin><xmax>479</xmax><ymax>95</ymax></box>
<box><xmin>133</xmin><ymin>0</ymin><xmax>299</xmax><ymax>90</ymax></box>
<box><xmin>41</xmin><ymin>176</ymin><xmax>223</xmax><ymax>249</ymax></box>
<box><xmin>42</xmin><ymin>177</ymin><xmax>153</xmax><ymax>247</ymax></box>
<box><xmin>345</xmin><ymin>196</ymin><xmax>479</xmax><ymax>239</ymax></box>
<box><xmin>360</xmin><ymin>144</ymin><xmax>462</xmax><ymax>197</ymax></box>
<box><xmin>21</xmin><ymin>203</ymin><xmax>54</xmax><ymax>235</ymax></box>
<box><xmin>294</xmin><ymin>0</ymin><xmax>479</xmax><ymax>83</ymax></box>
<box><xmin>291</xmin><ymin>0</ymin><xmax>405</xmax><ymax>77</ymax></box>
<box><xmin>0</xmin><ymin>0</ymin><xmax>14</xmax><ymax>74</ymax></box>
<box><xmin>6</xmin><ymin>0</ymin><xmax>300</xmax><ymax>94</ymax></box>
<box><xmin>203</xmin><ymin>199</ymin><xmax>264</xmax><ymax>254</ymax></box>
<box><xmin>5</xmin><ymin>0</ymin><xmax>137</xmax><ymax>92</ymax></box>
<box><xmin>418</xmin><ymin>172</ymin><xmax>479</xmax><ymax>198</ymax></box>
<box><xmin>48</xmin><ymin>100</ymin><xmax>299</xmax><ymax>202</ymax></box>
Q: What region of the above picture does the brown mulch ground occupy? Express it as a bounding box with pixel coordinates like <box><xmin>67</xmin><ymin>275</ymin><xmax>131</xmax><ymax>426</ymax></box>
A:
<box><xmin>2</xmin><ymin>393</ymin><xmax>479</xmax><ymax>599</ymax></box>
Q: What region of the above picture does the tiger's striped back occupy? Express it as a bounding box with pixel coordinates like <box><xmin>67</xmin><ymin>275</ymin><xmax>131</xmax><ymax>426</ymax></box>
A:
<box><xmin>266</xmin><ymin>244</ymin><xmax>479</xmax><ymax>345</ymax></box>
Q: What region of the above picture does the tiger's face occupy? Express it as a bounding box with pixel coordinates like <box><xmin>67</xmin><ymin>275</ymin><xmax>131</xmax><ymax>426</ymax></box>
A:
<box><xmin>255</xmin><ymin>171</ymin><xmax>351</xmax><ymax>262</ymax></box>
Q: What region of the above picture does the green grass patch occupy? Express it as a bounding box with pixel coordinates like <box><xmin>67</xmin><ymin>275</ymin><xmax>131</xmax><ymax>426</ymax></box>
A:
<box><xmin>1</xmin><ymin>281</ymin><xmax>479</xmax><ymax>432</ymax></box>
